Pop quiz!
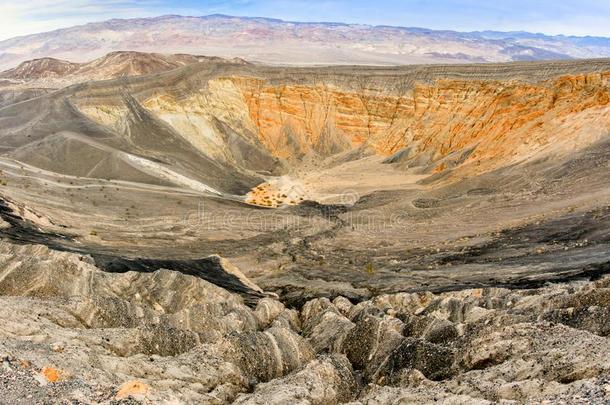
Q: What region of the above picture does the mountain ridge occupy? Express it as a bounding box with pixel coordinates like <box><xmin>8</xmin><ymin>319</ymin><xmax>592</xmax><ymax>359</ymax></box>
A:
<box><xmin>1</xmin><ymin>14</ymin><xmax>610</xmax><ymax>70</ymax></box>
<box><xmin>0</xmin><ymin>51</ymin><xmax>246</xmax><ymax>88</ymax></box>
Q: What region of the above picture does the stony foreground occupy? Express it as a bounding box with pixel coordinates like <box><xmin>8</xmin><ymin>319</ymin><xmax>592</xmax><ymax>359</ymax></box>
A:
<box><xmin>0</xmin><ymin>240</ymin><xmax>609</xmax><ymax>404</ymax></box>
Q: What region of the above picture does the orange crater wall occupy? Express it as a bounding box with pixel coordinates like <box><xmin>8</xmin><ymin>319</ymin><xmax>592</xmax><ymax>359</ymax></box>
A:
<box><xmin>228</xmin><ymin>73</ymin><xmax>610</xmax><ymax>169</ymax></box>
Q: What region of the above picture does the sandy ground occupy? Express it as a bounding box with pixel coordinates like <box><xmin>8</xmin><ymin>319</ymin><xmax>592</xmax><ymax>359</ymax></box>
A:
<box><xmin>298</xmin><ymin>156</ymin><xmax>428</xmax><ymax>203</ymax></box>
<box><xmin>246</xmin><ymin>156</ymin><xmax>427</xmax><ymax>206</ymax></box>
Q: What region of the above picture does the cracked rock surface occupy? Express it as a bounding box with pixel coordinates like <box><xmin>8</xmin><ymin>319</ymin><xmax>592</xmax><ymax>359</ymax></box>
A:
<box><xmin>1</xmin><ymin>240</ymin><xmax>610</xmax><ymax>404</ymax></box>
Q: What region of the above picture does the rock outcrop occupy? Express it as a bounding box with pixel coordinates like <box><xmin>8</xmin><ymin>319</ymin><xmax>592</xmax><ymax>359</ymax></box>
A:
<box><xmin>231</xmin><ymin>72</ymin><xmax>610</xmax><ymax>177</ymax></box>
<box><xmin>1</xmin><ymin>238</ymin><xmax>610</xmax><ymax>403</ymax></box>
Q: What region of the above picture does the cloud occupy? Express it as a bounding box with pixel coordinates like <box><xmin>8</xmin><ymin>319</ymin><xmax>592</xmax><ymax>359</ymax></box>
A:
<box><xmin>0</xmin><ymin>1</ymin><xmax>168</xmax><ymax>40</ymax></box>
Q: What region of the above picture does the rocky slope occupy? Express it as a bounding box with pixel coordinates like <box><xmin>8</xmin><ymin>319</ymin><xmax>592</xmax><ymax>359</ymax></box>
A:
<box><xmin>61</xmin><ymin>58</ymin><xmax>610</xmax><ymax>186</ymax></box>
<box><xmin>0</xmin><ymin>57</ymin><xmax>607</xmax><ymax>200</ymax></box>
<box><xmin>1</xmin><ymin>15</ymin><xmax>610</xmax><ymax>70</ymax></box>
<box><xmin>228</xmin><ymin>66</ymin><xmax>610</xmax><ymax>173</ymax></box>
<box><xmin>1</xmin><ymin>238</ymin><xmax>610</xmax><ymax>403</ymax></box>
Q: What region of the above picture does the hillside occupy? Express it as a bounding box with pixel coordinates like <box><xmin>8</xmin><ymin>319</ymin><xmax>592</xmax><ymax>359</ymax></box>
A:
<box><xmin>0</xmin><ymin>51</ymin><xmax>244</xmax><ymax>88</ymax></box>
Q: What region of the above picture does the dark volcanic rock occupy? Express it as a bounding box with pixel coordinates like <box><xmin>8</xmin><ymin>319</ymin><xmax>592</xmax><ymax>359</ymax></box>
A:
<box><xmin>341</xmin><ymin>314</ymin><xmax>404</xmax><ymax>380</ymax></box>
<box><xmin>376</xmin><ymin>337</ymin><xmax>457</xmax><ymax>382</ymax></box>
<box><xmin>0</xmin><ymin>197</ymin><xmax>268</xmax><ymax>306</ymax></box>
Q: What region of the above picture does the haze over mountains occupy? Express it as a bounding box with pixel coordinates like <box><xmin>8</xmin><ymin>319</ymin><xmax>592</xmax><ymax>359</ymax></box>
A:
<box><xmin>1</xmin><ymin>14</ymin><xmax>610</xmax><ymax>70</ymax></box>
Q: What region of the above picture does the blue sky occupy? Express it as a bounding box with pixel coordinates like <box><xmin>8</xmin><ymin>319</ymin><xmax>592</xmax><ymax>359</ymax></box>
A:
<box><xmin>1</xmin><ymin>0</ymin><xmax>610</xmax><ymax>41</ymax></box>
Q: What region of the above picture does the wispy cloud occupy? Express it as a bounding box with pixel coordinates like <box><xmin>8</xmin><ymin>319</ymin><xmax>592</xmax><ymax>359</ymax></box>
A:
<box><xmin>0</xmin><ymin>0</ymin><xmax>188</xmax><ymax>40</ymax></box>
<box><xmin>2</xmin><ymin>2</ymin><xmax>113</xmax><ymax>38</ymax></box>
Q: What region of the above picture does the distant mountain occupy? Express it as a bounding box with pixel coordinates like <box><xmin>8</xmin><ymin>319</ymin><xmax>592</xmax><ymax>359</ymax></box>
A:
<box><xmin>0</xmin><ymin>51</ymin><xmax>245</xmax><ymax>87</ymax></box>
<box><xmin>0</xmin><ymin>14</ymin><xmax>609</xmax><ymax>70</ymax></box>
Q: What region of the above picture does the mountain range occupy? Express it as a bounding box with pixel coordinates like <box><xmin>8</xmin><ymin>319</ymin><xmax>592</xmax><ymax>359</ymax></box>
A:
<box><xmin>1</xmin><ymin>14</ymin><xmax>610</xmax><ymax>70</ymax></box>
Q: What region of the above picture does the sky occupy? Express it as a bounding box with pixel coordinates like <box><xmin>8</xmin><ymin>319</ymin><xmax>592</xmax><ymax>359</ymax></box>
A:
<box><xmin>1</xmin><ymin>0</ymin><xmax>610</xmax><ymax>41</ymax></box>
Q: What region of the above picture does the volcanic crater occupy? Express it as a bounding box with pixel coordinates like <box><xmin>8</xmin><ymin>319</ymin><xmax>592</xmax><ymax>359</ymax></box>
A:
<box><xmin>0</xmin><ymin>54</ymin><xmax>609</xmax><ymax>403</ymax></box>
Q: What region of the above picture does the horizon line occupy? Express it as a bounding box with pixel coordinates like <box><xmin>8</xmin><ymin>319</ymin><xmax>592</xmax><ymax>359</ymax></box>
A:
<box><xmin>1</xmin><ymin>13</ymin><xmax>609</xmax><ymax>44</ymax></box>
